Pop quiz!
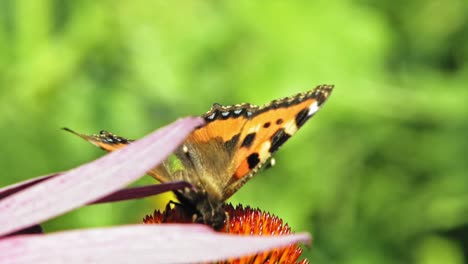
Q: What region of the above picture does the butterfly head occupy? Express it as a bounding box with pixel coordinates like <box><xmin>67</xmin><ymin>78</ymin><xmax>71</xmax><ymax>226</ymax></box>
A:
<box><xmin>175</xmin><ymin>190</ymin><xmax>227</xmax><ymax>230</ymax></box>
<box><xmin>195</xmin><ymin>199</ymin><xmax>226</xmax><ymax>230</ymax></box>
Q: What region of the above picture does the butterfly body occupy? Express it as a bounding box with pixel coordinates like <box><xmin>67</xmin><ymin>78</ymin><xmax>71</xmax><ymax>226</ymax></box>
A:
<box><xmin>65</xmin><ymin>84</ymin><xmax>333</xmax><ymax>230</ymax></box>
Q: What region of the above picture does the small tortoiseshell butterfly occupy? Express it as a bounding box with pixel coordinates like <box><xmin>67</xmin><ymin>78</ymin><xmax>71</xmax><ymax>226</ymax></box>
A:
<box><xmin>65</xmin><ymin>84</ymin><xmax>333</xmax><ymax>230</ymax></box>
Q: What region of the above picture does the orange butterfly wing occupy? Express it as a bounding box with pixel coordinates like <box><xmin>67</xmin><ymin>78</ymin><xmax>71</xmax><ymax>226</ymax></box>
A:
<box><xmin>223</xmin><ymin>85</ymin><xmax>333</xmax><ymax>198</ymax></box>
<box><xmin>185</xmin><ymin>85</ymin><xmax>334</xmax><ymax>199</ymax></box>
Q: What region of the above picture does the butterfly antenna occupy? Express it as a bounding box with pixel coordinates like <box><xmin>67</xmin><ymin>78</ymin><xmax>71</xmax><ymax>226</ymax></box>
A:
<box><xmin>62</xmin><ymin>127</ymin><xmax>102</xmax><ymax>145</ymax></box>
<box><xmin>62</xmin><ymin>127</ymin><xmax>78</xmax><ymax>135</ymax></box>
<box><xmin>62</xmin><ymin>127</ymin><xmax>90</xmax><ymax>140</ymax></box>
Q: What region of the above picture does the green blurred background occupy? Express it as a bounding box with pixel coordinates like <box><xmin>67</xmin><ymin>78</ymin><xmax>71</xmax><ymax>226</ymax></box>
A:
<box><xmin>1</xmin><ymin>1</ymin><xmax>467</xmax><ymax>263</ymax></box>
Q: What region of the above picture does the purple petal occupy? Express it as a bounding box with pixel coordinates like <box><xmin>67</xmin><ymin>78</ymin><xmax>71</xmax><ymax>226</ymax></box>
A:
<box><xmin>0</xmin><ymin>173</ymin><xmax>60</xmax><ymax>200</ymax></box>
<box><xmin>89</xmin><ymin>181</ymin><xmax>193</xmax><ymax>204</ymax></box>
<box><xmin>0</xmin><ymin>224</ymin><xmax>311</xmax><ymax>263</ymax></box>
<box><xmin>0</xmin><ymin>117</ymin><xmax>203</xmax><ymax>237</ymax></box>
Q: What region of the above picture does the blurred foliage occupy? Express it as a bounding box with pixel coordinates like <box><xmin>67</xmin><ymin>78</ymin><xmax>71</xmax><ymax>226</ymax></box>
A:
<box><xmin>1</xmin><ymin>1</ymin><xmax>467</xmax><ymax>263</ymax></box>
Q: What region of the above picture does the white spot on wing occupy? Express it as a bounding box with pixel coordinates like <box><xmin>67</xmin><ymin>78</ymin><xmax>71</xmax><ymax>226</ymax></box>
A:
<box><xmin>259</xmin><ymin>141</ymin><xmax>272</xmax><ymax>160</ymax></box>
<box><xmin>284</xmin><ymin>120</ymin><xmax>298</xmax><ymax>135</ymax></box>
<box><xmin>248</xmin><ymin>124</ymin><xmax>261</xmax><ymax>134</ymax></box>
<box><xmin>207</xmin><ymin>112</ymin><xmax>216</xmax><ymax>120</ymax></box>
<box><xmin>308</xmin><ymin>101</ymin><xmax>320</xmax><ymax>116</ymax></box>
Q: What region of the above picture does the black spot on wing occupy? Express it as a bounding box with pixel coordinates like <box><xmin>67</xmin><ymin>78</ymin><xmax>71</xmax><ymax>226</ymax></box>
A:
<box><xmin>276</xmin><ymin>119</ymin><xmax>283</xmax><ymax>125</ymax></box>
<box><xmin>263</xmin><ymin>122</ymin><xmax>271</xmax><ymax>128</ymax></box>
<box><xmin>241</xmin><ymin>133</ymin><xmax>256</xmax><ymax>148</ymax></box>
<box><xmin>247</xmin><ymin>153</ymin><xmax>260</xmax><ymax>169</ymax></box>
<box><xmin>295</xmin><ymin>108</ymin><xmax>310</xmax><ymax>128</ymax></box>
<box><xmin>269</xmin><ymin>128</ymin><xmax>291</xmax><ymax>153</ymax></box>
<box><xmin>224</xmin><ymin>134</ymin><xmax>240</xmax><ymax>150</ymax></box>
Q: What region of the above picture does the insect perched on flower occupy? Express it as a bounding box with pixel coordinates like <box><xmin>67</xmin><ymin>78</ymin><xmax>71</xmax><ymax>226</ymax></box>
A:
<box><xmin>65</xmin><ymin>84</ymin><xmax>333</xmax><ymax>230</ymax></box>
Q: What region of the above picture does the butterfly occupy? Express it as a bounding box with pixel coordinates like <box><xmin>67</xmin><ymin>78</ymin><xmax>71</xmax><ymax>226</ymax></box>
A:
<box><xmin>65</xmin><ymin>84</ymin><xmax>334</xmax><ymax>230</ymax></box>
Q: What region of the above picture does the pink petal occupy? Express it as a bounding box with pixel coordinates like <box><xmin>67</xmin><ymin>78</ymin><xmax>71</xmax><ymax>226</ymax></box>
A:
<box><xmin>0</xmin><ymin>224</ymin><xmax>311</xmax><ymax>263</ymax></box>
<box><xmin>89</xmin><ymin>181</ymin><xmax>193</xmax><ymax>204</ymax></box>
<box><xmin>0</xmin><ymin>117</ymin><xmax>203</xmax><ymax>237</ymax></box>
<box><xmin>0</xmin><ymin>173</ymin><xmax>60</xmax><ymax>200</ymax></box>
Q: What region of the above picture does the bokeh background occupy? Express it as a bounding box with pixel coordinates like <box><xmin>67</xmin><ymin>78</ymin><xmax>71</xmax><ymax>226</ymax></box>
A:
<box><xmin>1</xmin><ymin>1</ymin><xmax>467</xmax><ymax>263</ymax></box>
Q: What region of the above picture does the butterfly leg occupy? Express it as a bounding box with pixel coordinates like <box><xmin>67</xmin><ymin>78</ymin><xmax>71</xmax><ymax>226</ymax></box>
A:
<box><xmin>224</xmin><ymin>211</ymin><xmax>230</xmax><ymax>232</ymax></box>
<box><xmin>162</xmin><ymin>200</ymin><xmax>186</xmax><ymax>223</ymax></box>
<box><xmin>167</xmin><ymin>200</ymin><xmax>183</xmax><ymax>208</ymax></box>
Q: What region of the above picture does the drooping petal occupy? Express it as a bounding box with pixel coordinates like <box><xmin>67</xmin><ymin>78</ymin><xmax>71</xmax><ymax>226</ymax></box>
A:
<box><xmin>0</xmin><ymin>117</ymin><xmax>203</xmax><ymax>237</ymax></box>
<box><xmin>89</xmin><ymin>181</ymin><xmax>193</xmax><ymax>204</ymax></box>
<box><xmin>0</xmin><ymin>224</ymin><xmax>311</xmax><ymax>264</ymax></box>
